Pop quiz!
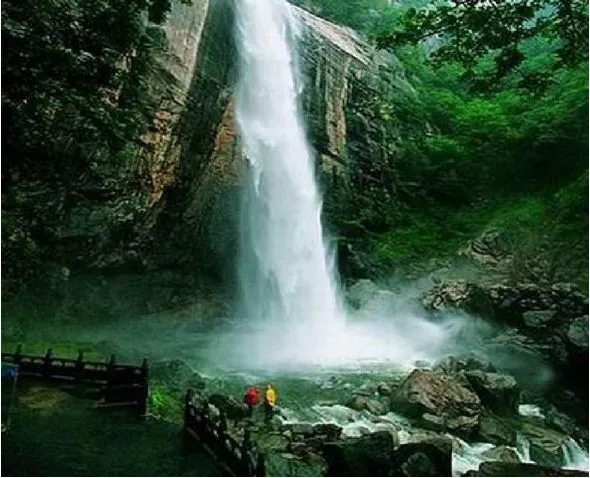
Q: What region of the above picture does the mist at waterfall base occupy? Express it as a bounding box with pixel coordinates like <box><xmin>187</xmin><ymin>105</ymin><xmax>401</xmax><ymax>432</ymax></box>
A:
<box><xmin>207</xmin><ymin>0</ymin><xmax>554</xmax><ymax>389</ymax></box>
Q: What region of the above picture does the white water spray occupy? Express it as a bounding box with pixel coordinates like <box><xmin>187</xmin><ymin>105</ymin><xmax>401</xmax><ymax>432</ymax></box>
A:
<box><xmin>235</xmin><ymin>0</ymin><xmax>345</xmax><ymax>360</ymax></box>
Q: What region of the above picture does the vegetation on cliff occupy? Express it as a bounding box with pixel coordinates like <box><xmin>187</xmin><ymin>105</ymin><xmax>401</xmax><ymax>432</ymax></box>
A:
<box><xmin>314</xmin><ymin>0</ymin><xmax>588</xmax><ymax>288</ymax></box>
<box><xmin>1</xmin><ymin>0</ymin><xmax>187</xmax><ymax>294</ymax></box>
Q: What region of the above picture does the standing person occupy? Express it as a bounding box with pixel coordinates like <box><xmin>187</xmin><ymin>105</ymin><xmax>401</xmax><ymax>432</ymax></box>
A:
<box><xmin>263</xmin><ymin>384</ymin><xmax>277</xmax><ymax>421</ymax></box>
<box><xmin>243</xmin><ymin>385</ymin><xmax>260</xmax><ymax>417</ymax></box>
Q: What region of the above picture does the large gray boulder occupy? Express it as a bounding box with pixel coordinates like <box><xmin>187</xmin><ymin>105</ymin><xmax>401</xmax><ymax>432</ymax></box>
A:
<box><xmin>345</xmin><ymin>394</ymin><xmax>388</xmax><ymax>416</ymax></box>
<box><xmin>464</xmin><ymin>370</ymin><xmax>520</xmax><ymax>417</ymax></box>
<box><xmin>422</xmin><ymin>280</ymin><xmax>495</xmax><ymax>320</ymax></box>
<box><xmin>391</xmin><ymin>370</ymin><xmax>481</xmax><ymax>437</ymax></box>
<box><xmin>208</xmin><ymin>393</ymin><xmax>247</xmax><ymax>421</ymax></box>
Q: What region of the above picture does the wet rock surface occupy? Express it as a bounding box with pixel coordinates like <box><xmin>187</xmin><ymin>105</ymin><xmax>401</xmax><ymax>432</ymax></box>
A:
<box><xmin>463</xmin><ymin>370</ymin><xmax>520</xmax><ymax>417</ymax></box>
<box><xmin>464</xmin><ymin>461</ymin><xmax>588</xmax><ymax>476</ymax></box>
<box><xmin>345</xmin><ymin>393</ymin><xmax>388</xmax><ymax>415</ymax></box>
<box><xmin>391</xmin><ymin>369</ymin><xmax>482</xmax><ymax>437</ymax></box>
<box><xmin>521</xmin><ymin>419</ymin><xmax>570</xmax><ymax>468</ymax></box>
<box><xmin>476</xmin><ymin>410</ymin><xmax>517</xmax><ymax>446</ymax></box>
<box><xmin>481</xmin><ymin>445</ymin><xmax>520</xmax><ymax>463</ymax></box>
<box><xmin>422</xmin><ymin>280</ymin><xmax>589</xmax><ymax>408</ymax></box>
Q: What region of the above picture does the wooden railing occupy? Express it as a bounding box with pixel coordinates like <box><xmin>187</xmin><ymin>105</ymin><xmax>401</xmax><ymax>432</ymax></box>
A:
<box><xmin>1</xmin><ymin>345</ymin><xmax>148</xmax><ymax>415</ymax></box>
<box><xmin>183</xmin><ymin>389</ymin><xmax>265</xmax><ymax>477</ymax></box>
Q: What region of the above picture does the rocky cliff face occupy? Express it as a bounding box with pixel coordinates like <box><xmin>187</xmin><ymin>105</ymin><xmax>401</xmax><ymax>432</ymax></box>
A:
<box><xmin>140</xmin><ymin>0</ymin><xmax>388</xmax><ymax>280</ymax></box>
<box><xmin>5</xmin><ymin>0</ymin><xmax>408</xmax><ymax>289</ymax></box>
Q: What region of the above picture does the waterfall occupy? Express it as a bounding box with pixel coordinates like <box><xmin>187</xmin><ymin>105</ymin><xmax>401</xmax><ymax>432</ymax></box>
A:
<box><xmin>562</xmin><ymin>437</ymin><xmax>590</xmax><ymax>471</ymax></box>
<box><xmin>234</xmin><ymin>0</ymin><xmax>344</xmax><ymax>360</ymax></box>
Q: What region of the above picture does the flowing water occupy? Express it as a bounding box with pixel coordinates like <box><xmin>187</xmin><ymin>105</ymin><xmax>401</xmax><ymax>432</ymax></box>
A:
<box><xmin>235</xmin><ymin>0</ymin><xmax>345</xmax><ymax>365</ymax></box>
<box><xmin>4</xmin><ymin>0</ymin><xmax>588</xmax><ymax>474</ymax></box>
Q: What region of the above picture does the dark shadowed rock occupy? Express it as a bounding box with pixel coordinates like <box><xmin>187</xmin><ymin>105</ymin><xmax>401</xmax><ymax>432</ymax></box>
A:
<box><xmin>523</xmin><ymin>310</ymin><xmax>557</xmax><ymax>328</ymax></box>
<box><xmin>282</xmin><ymin>423</ymin><xmax>314</xmax><ymax>436</ymax></box>
<box><xmin>311</xmin><ymin>424</ymin><xmax>343</xmax><ymax>441</ymax></box>
<box><xmin>322</xmin><ymin>431</ymin><xmax>394</xmax><ymax>476</ymax></box>
<box><xmin>565</xmin><ymin>316</ymin><xmax>589</xmax><ymax>349</ymax></box>
<box><xmin>481</xmin><ymin>445</ymin><xmax>520</xmax><ymax>463</ymax></box>
<box><xmin>545</xmin><ymin>407</ymin><xmax>578</xmax><ymax>437</ymax></box>
<box><xmin>464</xmin><ymin>461</ymin><xmax>588</xmax><ymax>476</ymax></box>
<box><xmin>422</xmin><ymin>280</ymin><xmax>495</xmax><ymax>320</ymax></box>
<box><xmin>464</xmin><ymin>370</ymin><xmax>520</xmax><ymax>416</ymax></box>
<box><xmin>208</xmin><ymin>394</ymin><xmax>247</xmax><ymax>421</ymax></box>
<box><xmin>433</xmin><ymin>355</ymin><xmax>497</xmax><ymax>375</ymax></box>
<box><xmin>521</xmin><ymin>419</ymin><xmax>570</xmax><ymax>468</ymax></box>
<box><xmin>392</xmin><ymin>435</ymin><xmax>453</xmax><ymax>477</ymax></box>
<box><xmin>391</xmin><ymin>369</ymin><xmax>481</xmax><ymax>437</ymax></box>
<box><xmin>477</xmin><ymin>411</ymin><xmax>517</xmax><ymax>446</ymax></box>
<box><xmin>377</xmin><ymin>382</ymin><xmax>391</xmax><ymax>396</ymax></box>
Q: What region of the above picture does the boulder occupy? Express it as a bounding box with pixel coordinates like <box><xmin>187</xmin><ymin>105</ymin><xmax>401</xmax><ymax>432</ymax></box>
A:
<box><xmin>464</xmin><ymin>370</ymin><xmax>520</xmax><ymax>416</ymax></box>
<box><xmin>422</xmin><ymin>280</ymin><xmax>495</xmax><ymax>320</ymax></box>
<box><xmin>465</xmin><ymin>461</ymin><xmax>588</xmax><ymax>476</ymax></box>
<box><xmin>392</xmin><ymin>435</ymin><xmax>453</xmax><ymax>477</ymax></box>
<box><xmin>523</xmin><ymin>310</ymin><xmax>557</xmax><ymax>328</ymax></box>
<box><xmin>345</xmin><ymin>394</ymin><xmax>388</xmax><ymax>416</ymax></box>
<box><xmin>544</xmin><ymin>407</ymin><xmax>577</xmax><ymax>437</ymax></box>
<box><xmin>521</xmin><ymin>420</ymin><xmax>570</xmax><ymax>468</ymax></box>
<box><xmin>322</xmin><ymin>431</ymin><xmax>395</xmax><ymax>476</ymax></box>
<box><xmin>477</xmin><ymin>411</ymin><xmax>517</xmax><ymax>446</ymax></box>
<box><xmin>489</xmin><ymin>283</ymin><xmax>588</xmax><ymax>327</ymax></box>
<box><xmin>481</xmin><ymin>445</ymin><xmax>520</xmax><ymax>463</ymax></box>
<box><xmin>565</xmin><ymin>316</ymin><xmax>588</xmax><ymax>349</ymax></box>
<box><xmin>458</xmin><ymin>230</ymin><xmax>511</xmax><ymax>266</ymax></box>
<box><xmin>208</xmin><ymin>394</ymin><xmax>247</xmax><ymax>421</ymax></box>
<box><xmin>377</xmin><ymin>382</ymin><xmax>391</xmax><ymax>396</ymax></box>
<box><xmin>391</xmin><ymin>370</ymin><xmax>481</xmax><ymax>437</ymax></box>
<box><xmin>433</xmin><ymin>355</ymin><xmax>497</xmax><ymax>375</ymax></box>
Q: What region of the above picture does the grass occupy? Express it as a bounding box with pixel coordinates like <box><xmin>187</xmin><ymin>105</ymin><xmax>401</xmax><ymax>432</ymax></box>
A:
<box><xmin>373</xmin><ymin>197</ymin><xmax>542</xmax><ymax>257</ymax></box>
<box><xmin>369</xmin><ymin>195</ymin><xmax>548</xmax><ymax>273</ymax></box>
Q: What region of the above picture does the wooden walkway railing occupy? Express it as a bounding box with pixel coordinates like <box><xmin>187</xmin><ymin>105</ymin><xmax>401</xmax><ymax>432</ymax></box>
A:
<box><xmin>1</xmin><ymin>345</ymin><xmax>148</xmax><ymax>415</ymax></box>
<box><xmin>183</xmin><ymin>389</ymin><xmax>265</xmax><ymax>477</ymax></box>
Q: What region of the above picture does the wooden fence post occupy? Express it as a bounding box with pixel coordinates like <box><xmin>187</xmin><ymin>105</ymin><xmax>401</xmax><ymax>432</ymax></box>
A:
<box><xmin>75</xmin><ymin>350</ymin><xmax>84</xmax><ymax>382</ymax></box>
<box><xmin>14</xmin><ymin>344</ymin><xmax>22</xmax><ymax>367</ymax></box>
<box><xmin>255</xmin><ymin>452</ymin><xmax>266</xmax><ymax>477</ymax></box>
<box><xmin>137</xmin><ymin>357</ymin><xmax>148</xmax><ymax>417</ymax></box>
<box><xmin>43</xmin><ymin>348</ymin><xmax>53</xmax><ymax>379</ymax></box>
<box><xmin>184</xmin><ymin>389</ymin><xmax>193</xmax><ymax>426</ymax></box>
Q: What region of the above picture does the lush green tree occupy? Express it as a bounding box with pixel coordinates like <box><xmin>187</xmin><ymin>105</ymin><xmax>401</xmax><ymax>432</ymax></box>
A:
<box><xmin>377</xmin><ymin>0</ymin><xmax>588</xmax><ymax>90</ymax></box>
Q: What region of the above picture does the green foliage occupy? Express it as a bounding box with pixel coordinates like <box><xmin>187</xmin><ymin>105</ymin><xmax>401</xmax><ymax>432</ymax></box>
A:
<box><xmin>149</xmin><ymin>386</ymin><xmax>179</xmax><ymax>420</ymax></box>
<box><xmin>378</xmin><ymin>0</ymin><xmax>588</xmax><ymax>91</ymax></box>
<box><xmin>1</xmin><ymin>0</ymin><xmax>180</xmax><ymax>288</ymax></box>
<box><xmin>314</xmin><ymin>1</ymin><xmax>588</xmax><ymax>284</ymax></box>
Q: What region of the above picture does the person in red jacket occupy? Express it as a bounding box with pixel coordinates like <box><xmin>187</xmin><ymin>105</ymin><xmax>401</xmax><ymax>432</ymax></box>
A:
<box><xmin>243</xmin><ymin>385</ymin><xmax>260</xmax><ymax>417</ymax></box>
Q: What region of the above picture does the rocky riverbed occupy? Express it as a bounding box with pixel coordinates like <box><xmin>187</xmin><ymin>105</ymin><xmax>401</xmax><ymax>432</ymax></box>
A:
<box><xmin>2</xmin><ymin>270</ymin><xmax>588</xmax><ymax>477</ymax></box>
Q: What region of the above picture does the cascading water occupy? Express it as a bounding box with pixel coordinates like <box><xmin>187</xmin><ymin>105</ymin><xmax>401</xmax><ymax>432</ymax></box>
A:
<box><xmin>234</xmin><ymin>0</ymin><xmax>346</xmax><ymax>364</ymax></box>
